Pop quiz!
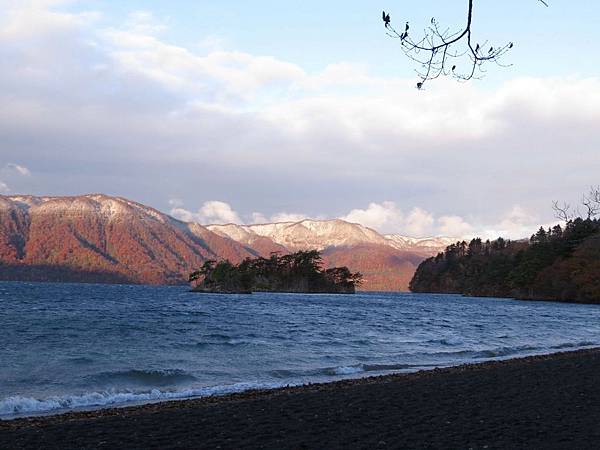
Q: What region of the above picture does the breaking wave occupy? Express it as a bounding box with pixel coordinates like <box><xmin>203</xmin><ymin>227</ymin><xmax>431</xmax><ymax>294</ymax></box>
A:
<box><xmin>271</xmin><ymin>363</ymin><xmax>416</xmax><ymax>379</ymax></box>
<box><xmin>0</xmin><ymin>381</ymin><xmax>290</xmax><ymax>418</ymax></box>
<box><xmin>328</xmin><ymin>366</ymin><xmax>365</xmax><ymax>375</ymax></box>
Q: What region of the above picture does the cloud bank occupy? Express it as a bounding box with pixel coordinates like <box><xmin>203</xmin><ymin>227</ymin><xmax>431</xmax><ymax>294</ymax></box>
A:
<box><xmin>1</xmin><ymin>2</ymin><xmax>598</xmax><ymax>240</ymax></box>
<box><xmin>171</xmin><ymin>199</ymin><xmax>546</xmax><ymax>240</ymax></box>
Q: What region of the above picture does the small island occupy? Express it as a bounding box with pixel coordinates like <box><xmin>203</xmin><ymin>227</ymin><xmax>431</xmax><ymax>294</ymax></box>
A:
<box><xmin>189</xmin><ymin>250</ymin><xmax>363</xmax><ymax>294</ymax></box>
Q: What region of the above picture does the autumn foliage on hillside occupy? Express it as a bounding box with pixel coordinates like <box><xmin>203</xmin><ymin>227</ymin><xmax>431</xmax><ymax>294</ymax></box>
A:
<box><xmin>0</xmin><ymin>195</ymin><xmax>428</xmax><ymax>290</ymax></box>
<box><xmin>323</xmin><ymin>244</ymin><xmax>424</xmax><ymax>292</ymax></box>
<box><xmin>0</xmin><ymin>195</ymin><xmax>256</xmax><ymax>285</ymax></box>
<box><xmin>410</xmin><ymin>218</ymin><xmax>600</xmax><ymax>303</ymax></box>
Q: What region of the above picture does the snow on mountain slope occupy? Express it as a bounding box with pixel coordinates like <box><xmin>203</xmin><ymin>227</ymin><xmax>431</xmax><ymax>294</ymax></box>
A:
<box><xmin>207</xmin><ymin>223</ymin><xmax>265</xmax><ymax>245</ymax></box>
<box><xmin>385</xmin><ymin>234</ymin><xmax>457</xmax><ymax>253</ymax></box>
<box><xmin>208</xmin><ymin>219</ymin><xmax>455</xmax><ymax>255</ymax></box>
<box><xmin>7</xmin><ymin>193</ymin><xmax>168</xmax><ymax>223</ymax></box>
<box><xmin>209</xmin><ymin>219</ymin><xmax>390</xmax><ymax>251</ymax></box>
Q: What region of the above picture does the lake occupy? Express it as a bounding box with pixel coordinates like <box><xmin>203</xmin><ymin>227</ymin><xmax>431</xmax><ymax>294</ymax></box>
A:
<box><xmin>2</xmin><ymin>281</ymin><xmax>599</xmax><ymax>418</ymax></box>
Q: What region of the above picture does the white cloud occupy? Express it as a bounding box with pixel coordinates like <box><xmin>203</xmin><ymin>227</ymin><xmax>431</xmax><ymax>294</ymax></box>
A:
<box><xmin>171</xmin><ymin>204</ymin><xmax>309</xmax><ymax>225</ymax></box>
<box><xmin>0</xmin><ymin>164</ymin><xmax>30</xmax><ymax>194</ymax></box>
<box><xmin>342</xmin><ymin>202</ymin><xmax>435</xmax><ymax>236</ymax></box>
<box><xmin>404</xmin><ymin>208</ymin><xmax>435</xmax><ymax>237</ymax></box>
<box><xmin>170</xmin><ymin>200</ymin><xmax>242</xmax><ymax>224</ymax></box>
<box><xmin>437</xmin><ymin>215</ymin><xmax>474</xmax><ymax>237</ymax></box>
<box><xmin>1</xmin><ymin>1</ymin><xmax>598</xmax><ymax>239</ymax></box>
<box><xmin>342</xmin><ymin>201</ymin><xmax>403</xmax><ymax>231</ymax></box>
<box><xmin>168</xmin><ymin>198</ymin><xmax>550</xmax><ymax>241</ymax></box>
<box><xmin>100</xmin><ymin>28</ymin><xmax>305</xmax><ymax>103</ymax></box>
<box><xmin>250</xmin><ymin>212</ymin><xmax>268</xmax><ymax>224</ymax></box>
<box><xmin>5</xmin><ymin>163</ymin><xmax>30</xmax><ymax>176</ymax></box>
<box><xmin>341</xmin><ymin>201</ymin><xmax>545</xmax><ymax>239</ymax></box>
<box><xmin>478</xmin><ymin>205</ymin><xmax>544</xmax><ymax>240</ymax></box>
<box><xmin>125</xmin><ymin>11</ymin><xmax>167</xmax><ymax>36</ymax></box>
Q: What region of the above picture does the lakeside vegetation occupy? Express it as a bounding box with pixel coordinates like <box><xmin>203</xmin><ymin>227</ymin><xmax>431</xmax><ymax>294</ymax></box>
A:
<box><xmin>189</xmin><ymin>250</ymin><xmax>363</xmax><ymax>294</ymax></box>
<box><xmin>410</xmin><ymin>217</ymin><xmax>600</xmax><ymax>303</ymax></box>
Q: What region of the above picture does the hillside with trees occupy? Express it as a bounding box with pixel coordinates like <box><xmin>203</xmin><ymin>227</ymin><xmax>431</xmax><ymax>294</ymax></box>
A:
<box><xmin>189</xmin><ymin>250</ymin><xmax>363</xmax><ymax>294</ymax></box>
<box><xmin>410</xmin><ymin>217</ymin><xmax>600</xmax><ymax>303</ymax></box>
<box><xmin>0</xmin><ymin>194</ymin><xmax>439</xmax><ymax>290</ymax></box>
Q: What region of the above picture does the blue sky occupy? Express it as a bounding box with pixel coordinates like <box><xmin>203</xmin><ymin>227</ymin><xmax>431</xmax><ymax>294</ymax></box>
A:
<box><xmin>1</xmin><ymin>0</ymin><xmax>599</xmax><ymax>238</ymax></box>
<box><xmin>66</xmin><ymin>0</ymin><xmax>600</xmax><ymax>81</ymax></box>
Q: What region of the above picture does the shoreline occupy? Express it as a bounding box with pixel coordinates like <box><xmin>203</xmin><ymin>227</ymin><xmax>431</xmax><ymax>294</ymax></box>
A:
<box><xmin>413</xmin><ymin>289</ymin><xmax>600</xmax><ymax>305</ymax></box>
<box><xmin>2</xmin><ymin>346</ymin><xmax>596</xmax><ymax>422</ymax></box>
<box><xmin>3</xmin><ymin>348</ymin><xmax>600</xmax><ymax>448</ymax></box>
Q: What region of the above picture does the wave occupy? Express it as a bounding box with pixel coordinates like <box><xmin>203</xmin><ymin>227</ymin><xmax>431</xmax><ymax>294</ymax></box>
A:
<box><xmin>0</xmin><ymin>381</ymin><xmax>290</xmax><ymax>418</ymax></box>
<box><xmin>475</xmin><ymin>341</ymin><xmax>597</xmax><ymax>359</ymax></box>
<box><xmin>183</xmin><ymin>333</ymin><xmax>259</xmax><ymax>349</ymax></box>
<box><xmin>327</xmin><ymin>363</ymin><xmax>417</xmax><ymax>376</ymax></box>
<box><xmin>327</xmin><ymin>366</ymin><xmax>365</xmax><ymax>375</ymax></box>
<box><xmin>319</xmin><ymin>342</ymin><xmax>600</xmax><ymax>377</ymax></box>
<box><xmin>66</xmin><ymin>356</ymin><xmax>95</xmax><ymax>365</ymax></box>
<box><xmin>472</xmin><ymin>345</ymin><xmax>541</xmax><ymax>359</ymax></box>
<box><xmin>270</xmin><ymin>362</ymin><xmax>416</xmax><ymax>379</ymax></box>
<box><xmin>88</xmin><ymin>369</ymin><xmax>196</xmax><ymax>387</ymax></box>
<box><xmin>550</xmin><ymin>341</ymin><xmax>596</xmax><ymax>350</ymax></box>
<box><xmin>362</xmin><ymin>363</ymin><xmax>413</xmax><ymax>372</ymax></box>
<box><xmin>426</xmin><ymin>338</ymin><xmax>464</xmax><ymax>346</ymax></box>
<box><xmin>428</xmin><ymin>341</ymin><xmax>598</xmax><ymax>361</ymax></box>
<box><xmin>191</xmin><ymin>339</ymin><xmax>255</xmax><ymax>349</ymax></box>
<box><xmin>4</xmin><ymin>342</ymin><xmax>597</xmax><ymax>418</ymax></box>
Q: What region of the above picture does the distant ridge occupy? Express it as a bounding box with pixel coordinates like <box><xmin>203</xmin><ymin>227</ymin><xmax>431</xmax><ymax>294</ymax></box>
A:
<box><xmin>0</xmin><ymin>194</ymin><xmax>454</xmax><ymax>290</ymax></box>
<box><xmin>207</xmin><ymin>219</ymin><xmax>390</xmax><ymax>251</ymax></box>
<box><xmin>207</xmin><ymin>220</ymin><xmax>454</xmax><ymax>255</ymax></box>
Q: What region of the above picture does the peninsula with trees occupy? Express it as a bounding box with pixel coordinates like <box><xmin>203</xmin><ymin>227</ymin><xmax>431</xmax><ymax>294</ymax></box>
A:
<box><xmin>410</xmin><ymin>189</ymin><xmax>600</xmax><ymax>303</ymax></box>
<box><xmin>189</xmin><ymin>250</ymin><xmax>363</xmax><ymax>294</ymax></box>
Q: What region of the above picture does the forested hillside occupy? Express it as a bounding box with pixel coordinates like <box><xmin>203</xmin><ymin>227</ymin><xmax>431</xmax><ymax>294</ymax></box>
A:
<box><xmin>410</xmin><ymin>218</ymin><xmax>600</xmax><ymax>303</ymax></box>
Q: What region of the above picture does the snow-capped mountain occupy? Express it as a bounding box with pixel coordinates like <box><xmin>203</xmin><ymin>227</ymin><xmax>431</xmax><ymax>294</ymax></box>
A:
<box><xmin>207</xmin><ymin>219</ymin><xmax>455</xmax><ymax>291</ymax></box>
<box><xmin>208</xmin><ymin>219</ymin><xmax>454</xmax><ymax>255</ymax></box>
<box><xmin>208</xmin><ymin>219</ymin><xmax>390</xmax><ymax>251</ymax></box>
<box><xmin>384</xmin><ymin>234</ymin><xmax>458</xmax><ymax>253</ymax></box>
<box><xmin>0</xmin><ymin>194</ymin><xmax>457</xmax><ymax>291</ymax></box>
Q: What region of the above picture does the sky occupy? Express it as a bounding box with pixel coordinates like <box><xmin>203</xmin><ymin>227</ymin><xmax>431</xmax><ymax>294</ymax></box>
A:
<box><xmin>1</xmin><ymin>0</ymin><xmax>600</xmax><ymax>239</ymax></box>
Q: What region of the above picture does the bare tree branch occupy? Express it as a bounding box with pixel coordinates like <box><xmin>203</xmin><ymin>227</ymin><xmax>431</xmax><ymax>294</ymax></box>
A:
<box><xmin>552</xmin><ymin>200</ymin><xmax>574</xmax><ymax>222</ymax></box>
<box><xmin>553</xmin><ymin>186</ymin><xmax>600</xmax><ymax>222</ymax></box>
<box><xmin>382</xmin><ymin>1</ymin><xmax>549</xmax><ymax>89</ymax></box>
<box><xmin>582</xmin><ymin>186</ymin><xmax>600</xmax><ymax>219</ymax></box>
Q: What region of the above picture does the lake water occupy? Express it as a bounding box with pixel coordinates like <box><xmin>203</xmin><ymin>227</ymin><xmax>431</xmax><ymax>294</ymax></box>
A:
<box><xmin>2</xmin><ymin>281</ymin><xmax>600</xmax><ymax>419</ymax></box>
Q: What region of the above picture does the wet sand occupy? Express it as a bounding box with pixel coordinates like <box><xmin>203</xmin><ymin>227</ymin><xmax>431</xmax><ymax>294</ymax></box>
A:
<box><xmin>2</xmin><ymin>348</ymin><xmax>600</xmax><ymax>449</ymax></box>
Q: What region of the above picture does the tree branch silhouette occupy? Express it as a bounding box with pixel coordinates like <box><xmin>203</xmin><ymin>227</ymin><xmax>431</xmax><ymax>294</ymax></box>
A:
<box><xmin>383</xmin><ymin>0</ymin><xmax>549</xmax><ymax>89</ymax></box>
<box><xmin>552</xmin><ymin>186</ymin><xmax>600</xmax><ymax>222</ymax></box>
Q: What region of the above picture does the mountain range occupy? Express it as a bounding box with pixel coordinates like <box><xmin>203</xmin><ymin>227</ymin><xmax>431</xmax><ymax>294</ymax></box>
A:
<box><xmin>0</xmin><ymin>194</ymin><xmax>455</xmax><ymax>291</ymax></box>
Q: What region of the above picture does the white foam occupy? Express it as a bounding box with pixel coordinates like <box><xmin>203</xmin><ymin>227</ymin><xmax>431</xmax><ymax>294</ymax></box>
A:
<box><xmin>0</xmin><ymin>381</ymin><xmax>290</xmax><ymax>418</ymax></box>
<box><xmin>333</xmin><ymin>366</ymin><xmax>364</xmax><ymax>375</ymax></box>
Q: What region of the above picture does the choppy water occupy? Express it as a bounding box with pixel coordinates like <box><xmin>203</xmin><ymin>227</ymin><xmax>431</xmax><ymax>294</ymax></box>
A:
<box><xmin>1</xmin><ymin>281</ymin><xmax>600</xmax><ymax>419</ymax></box>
